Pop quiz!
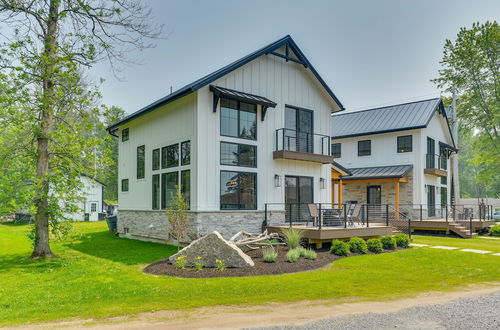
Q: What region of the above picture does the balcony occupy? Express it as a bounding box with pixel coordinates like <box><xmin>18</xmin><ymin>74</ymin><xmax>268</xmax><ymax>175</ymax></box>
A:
<box><xmin>273</xmin><ymin>128</ymin><xmax>332</xmax><ymax>164</ymax></box>
<box><xmin>424</xmin><ymin>153</ymin><xmax>447</xmax><ymax>177</ymax></box>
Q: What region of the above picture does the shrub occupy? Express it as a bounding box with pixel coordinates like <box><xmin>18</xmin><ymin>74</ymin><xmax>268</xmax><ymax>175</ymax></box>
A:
<box><xmin>303</xmin><ymin>248</ymin><xmax>317</xmax><ymax>260</ymax></box>
<box><xmin>381</xmin><ymin>236</ymin><xmax>397</xmax><ymax>250</ymax></box>
<box><xmin>367</xmin><ymin>238</ymin><xmax>383</xmax><ymax>253</ymax></box>
<box><xmin>297</xmin><ymin>246</ymin><xmax>308</xmax><ymax>257</ymax></box>
<box><xmin>395</xmin><ymin>233</ymin><xmax>410</xmax><ymax>248</ymax></box>
<box><xmin>490</xmin><ymin>225</ymin><xmax>500</xmax><ymax>237</ymax></box>
<box><xmin>262</xmin><ymin>247</ymin><xmax>278</xmax><ymax>263</ymax></box>
<box><xmin>348</xmin><ymin>237</ymin><xmax>368</xmax><ymax>254</ymax></box>
<box><xmin>330</xmin><ymin>239</ymin><xmax>350</xmax><ymax>256</ymax></box>
<box><xmin>286</xmin><ymin>249</ymin><xmax>301</xmax><ymax>262</ymax></box>
<box><xmin>281</xmin><ymin>228</ymin><xmax>304</xmax><ymax>250</ymax></box>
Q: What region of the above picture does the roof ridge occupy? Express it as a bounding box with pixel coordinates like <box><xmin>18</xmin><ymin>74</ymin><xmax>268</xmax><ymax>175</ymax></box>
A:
<box><xmin>332</xmin><ymin>97</ymin><xmax>441</xmax><ymax>117</ymax></box>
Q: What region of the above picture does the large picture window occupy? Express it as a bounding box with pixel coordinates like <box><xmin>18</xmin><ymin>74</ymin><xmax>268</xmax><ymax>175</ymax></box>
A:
<box><xmin>181</xmin><ymin>170</ymin><xmax>190</xmax><ymax>209</ymax></box>
<box><xmin>220</xmin><ymin>98</ymin><xmax>257</xmax><ymax>140</ymax></box>
<box><xmin>161</xmin><ymin>172</ymin><xmax>178</xmax><ymax>209</ymax></box>
<box><xmin>358</xmin><ymin>140</ymin><xmax>371</xmax><ymax>156</ymax></box>
<box><xmin>162</xmin><ymin>143</ymin><xmax>179</xmax><ymax>169</ymax></box>
<box><xmin>331</xmin><ymin>143</ymin><xmax>341</xmax><ymax>158</ymax></box>
<box><xmin>397</xmin><ymin>135</ymin><xmax>412</xmax><ymax>153</ymax></box>
<box><xmin>220</xmin><ymin>171</ymin><xmax>256</xmax><ymax>210</ymax></box>
<box><xmin>181</xmin><ymin>140</ymin><xmax>190</xmax><ymax>165</ymax></box>
<box><xmin>220</xmin><ymin>142</ymin><xmax>256</xmax><ymax>167</ymax></box>
<box><xmin>152</xmin><ymin>148</ymin><xmax>160</xmax><ymax>171</ymax></box>
<box><xmin>137</xmin><ymin>145</ymin><xmax>145</xmax><ymax>179</ymax></box>
<box><xmin>152</xmin><ymin>174</ymin><xmax>160</xmax><ymax>210</ymax></box>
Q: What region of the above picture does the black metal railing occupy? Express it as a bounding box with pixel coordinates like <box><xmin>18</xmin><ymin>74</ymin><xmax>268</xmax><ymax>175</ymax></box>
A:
<box><xmin>425</xmin><ymin>153</ymin><xmax>447</xmax><ymax>170</ymax></box>
<box><xmin>275</xmin><ymin>128</ymin><xmax>330</xmax><ymax>156</ymax></box>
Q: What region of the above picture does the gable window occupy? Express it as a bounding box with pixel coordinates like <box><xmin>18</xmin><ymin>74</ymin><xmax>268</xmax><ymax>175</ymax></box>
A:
<box><xmin>220</xmin><ymin>142</ymin><xmax>257</xmax><ymax>167</ymax></box>
<box><xmin>220</xmin><ymin>171</ymin><xmax>257</xmax><ymax>210</ymax></box>
<box><xmin>181</xmin><ymin>140</ymin><xmax>190</xmax><ymax>166</ymax></box>
<box><xmin>152</xmin><ymin>148</ymin><xmax>160</xmax><ymax>171</ymax></box>
<box><xmin>121</xmin><ymin>128</ymin><xmax>129</xmax><ymax>142</ymax></box>
<box><xmin>331</xmin><ymin>143</ymin><xmax>341</xmax><ymax>158</ymax></box>
<box><xmin>161</xmin><ymin>171</ymin><xmax>178</xmax><ymax>209</ymax></box>
<box><xmin>121</xmin><ymin>179</ymin><xmax>129</xmax><ymax>192</ymax></box>
<box><xmin>181</xmin><ymin>170</ymin><xmax>190</xmax><ymax>209</ymax></box>
<box><xmin>220</xmin><ymin>98</ymin><xmax>257</xmax><ymax>140</ymax></box>
<box><xmin>162</xmin><ymin>143</ymin><xmax>179</xmax><ymax>169</ymax></box>
<box><xmin>137</xmin><ymin>145</ymin><xmax>145</xmax><ymax>179</ymax></box>
<box><xmin>152</xmin><ymin>174</ymin><xmax>160</xmax><ymax>210</ymax></box>
<box><xmin>397</xmin><ymin>135</ymin><xmax>412</xmax><ymax>153</ymax></box>
<box><xmin>358</xmin><ymin>140</ymin><xmax>371</xmax><ymax>156</ymax></box>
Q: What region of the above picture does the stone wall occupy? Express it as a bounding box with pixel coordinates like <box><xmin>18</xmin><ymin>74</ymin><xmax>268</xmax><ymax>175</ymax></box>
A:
<box><xmin>342</xmin><ymin>175</ymin><xmax>414</xmax><ymax>206</ymax></box>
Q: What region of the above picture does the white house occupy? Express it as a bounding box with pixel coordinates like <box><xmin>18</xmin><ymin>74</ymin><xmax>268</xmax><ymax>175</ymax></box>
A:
<box><xmin>107</xmin><ymin>35</ymin><xmax>344</xmax><ymax>242</ymax></box>
<box><xmin>331</xmin><ymin>98</ymin><xmax>457</xmax><ymax>219</ymax></box>
<box><xmin>64</xmin><ymin>174</ymin><xmax>106</xmax><ymax>222</ymax></box>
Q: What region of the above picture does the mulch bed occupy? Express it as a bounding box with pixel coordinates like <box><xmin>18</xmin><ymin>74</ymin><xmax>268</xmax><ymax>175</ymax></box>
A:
<box><xmin>143</xmin><ymin>246</ymin><xmax>405</xmax><ymax>278</ymax></box>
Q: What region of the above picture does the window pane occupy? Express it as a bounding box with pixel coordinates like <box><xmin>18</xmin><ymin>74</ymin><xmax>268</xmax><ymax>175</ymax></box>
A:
<box><xmin>358</xmin><ymin>140</ymin><xmax>371</xmax><ymax>156</ymax></box>
<box><xmin>239</xmin><ymin>103</ymin><xmax>256</xmax><ymax>139</ymax></box>
<box><xmin>181</xmin><ymin>141</ymin><xmax>190</xmax><ymax>165</ymax></box>
<box><xmin>161</xmin><ymin>172</ymin><xmax>178</xmax><ymax>209</ymax></box>
<box><xmin>331</xmin><ymin>143</ymin><xmax>341</xmax><ymax>158</ymax></box>
<box><xmin>166</xmin><ymin>144</ymin><xmax>179</xmax><ymax>168</ymax></box>
<box><xmin>181</xmin><ymin>170</ymin><xmax>190</xmax><ymax>209</ymax></box>
<box><xmin>239</xmin><ymin>144</ymin><xmax>256</xmax><ymax>167</ymax></box>
<box><xmin>137</xmin><ymin>145</ymin><xmax>145</xmax><ymax>179</ymax></box>
<box><xmin>152</xmin><ymin>174</ymin><xmax>160</xmax><ymax>210</ymax></box>
<box><xmin>397</xmin><ymin>136</ymin><xmax>412</xmax><ymax>153</ymax></box>
<box><xmin>220</xmin><ymin>171</ymin><xmax>239</xmax><ymax>210</ymax></box>
<box><xmin>221</xmin><ymin>104</ymin><xmax>238</xmax><ymax>137</ymax></box>
<box><xmin>121</xmin><ymin>179</ymin><xmax>129</xmax><ymax>192</ymax></box>
<box><xmin>122</xmin><ymin>128</ymin><xmax>129</xmax><ymax>142</ymax></box>
<box><xmin>161</xmin><ymin>147</ymin><xmax>168</xmax><ymax>169</ymax></box>
<box><xmin>239</xmin><ymin>172</ymin><xmax>256</xmax><ymax>209</ymax></box>
<box><xmin>152</xmin><ymin>148</ymin><xmax>160</xmax><ymax>170</ymax></box>
<box><xmin>221</xmin><ymin>142</ymin><xmax>238</xmax><ymax>165</ymax></box>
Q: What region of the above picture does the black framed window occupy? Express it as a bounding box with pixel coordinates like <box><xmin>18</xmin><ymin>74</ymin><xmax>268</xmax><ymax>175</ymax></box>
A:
<box><xmin>137</xmin><ymin>145</ymin><xmax>145</xmax><ymax>179</ymax></box>
<box><xmin>358</xmin><ymin>140</ymin><xmax>371</xmax><ymax>156</ymax></box>
<box><xmin>331</xmin><ymin>143</ymin><xmax>341</xmax><ymax>158</ymax></box>
<box><xmin>121</xmin><ymin>179</ymin><xmax>129</xmax><ymax>192</ymax></box>
<box><xmin>220</xmin><ymin>98</ymin><xmax>257</xmax><ymax>140</ymax></box>
<box><xmin>122</xmin><ymin>128</ymin><xmax>129</xmax><ymax>142</ymax></box>
<box><xmin>397</xmin><ymin>135</ymin><xmax>412</xmax><ymax>153</ymax></box>
<box><xmin>161</xmin><ymin>171</ymin><xmax>178</xmax><ymax>209</ymax></box>
<box><xmin>181</xmin><ymin>140</ymin><xmax>190</xmax><ymax>165</ymax></box>
<box><xmin>162</xmin><ymin>143</ymin><xmax>179</xmax><ymax>169</ymax></box>
<box><xmin>152</xmin><ymin>148</ymin><xmax>160</xmax><ymax>171</ymax></box>
<box><xmin>90</xmin><ymin>203</ymin><xmax>97</xmax><ymax>212</ymax></box>
<box><xmin>220</xmin><ymin>171</ymin><xmax>256</xmax><ymax>210</ymax></box>
<box><xmin>440</xmin><ymin>187</ymin><xmax>448</xmax><ymax>206</ymax></box>
<box><xmin>220</xmin><ymin>142</ymin><xmax>257</xmax><ymax>167</ymax></box>
<box><xmin>152</xmin><ymin>174</ymin><xmax>160</xmax><ymax>210</ymax></box>
<box><xmin>181</xmin><ymin>170</ymin><xmax>190</xmax><ymax>209</ymax></box>
<box><xmin>441</xmin><ymin>175</ymin><xmax>447</xmax><ymax>185</ymax></box>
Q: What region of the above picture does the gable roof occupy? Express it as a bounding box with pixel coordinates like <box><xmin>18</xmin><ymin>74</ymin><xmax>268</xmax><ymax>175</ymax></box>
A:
<box><xmin>108</xmin><ymin>35</ymin><xmax>344</xmax><ymax>132</ymax></box>
<box><xmin>81</xmin><ymin>173</ymin><xmax>107</xmax><ymax>187</ymax></box>
<box><xmin>331</xmin><ymin>98</ymin><xmax>455</xmax><ymax>147</ymax></box>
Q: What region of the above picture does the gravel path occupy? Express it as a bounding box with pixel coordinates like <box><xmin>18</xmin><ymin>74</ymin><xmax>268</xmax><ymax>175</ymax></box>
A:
<box><xmin>250</xmin><ymin>291</ymin><xmax>500</xmax><ymax>330</ymax></box>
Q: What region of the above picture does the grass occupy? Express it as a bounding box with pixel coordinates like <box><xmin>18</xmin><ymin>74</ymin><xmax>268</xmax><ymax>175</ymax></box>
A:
<box><xmin>1</xmin><ymin>222</ymin><xmax>500</xmax><ymax>326</ymax></box>
<box><xmin>412</xmin><ymin>235</ymin><xmax>500</xmax><ymax>253</ymax></box>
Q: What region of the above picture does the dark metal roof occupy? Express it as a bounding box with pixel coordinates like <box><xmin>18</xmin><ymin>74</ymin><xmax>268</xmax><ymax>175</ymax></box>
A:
<box><xmin>342</xmin><ymin>165</ymin><xmax>413</xmax><ymax>180</ymax></box>
<box><xmin>332</xmin><ymin>161</ymin><xmax>352</xmax><ymax>176</ymax></box>
<box><xmin>81</xmin><ymin>173</ymin><xmax>107</xmax><ymax>187</ymax></box>
<box><xmin>209</xmin><ymin>85</ymin><xmax>277</xmax><ymax>107</ymax></box>
<box><xmin>108</xmin><ymin>35</ymin><xmax>344</xmax><ymax>132</ymax></box>
<box><xmin>331</xmin><ymin>98</ymin><xmax>451</xmax><ymax>140</ymax></box>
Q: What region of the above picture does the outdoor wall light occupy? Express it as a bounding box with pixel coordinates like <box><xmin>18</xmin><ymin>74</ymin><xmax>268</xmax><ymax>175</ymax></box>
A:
<box><xmin>320</xmin><ymin>177</ymin><xmax>326</xmax><ymax>189</ymax></box>
<box><xmin>274</xmin><ymin>174</ymin><xmax>281</xmax><ymax>187</ymax></box>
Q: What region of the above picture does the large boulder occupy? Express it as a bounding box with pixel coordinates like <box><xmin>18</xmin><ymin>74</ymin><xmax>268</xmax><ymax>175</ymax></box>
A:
<box><xmin>168</xmin><ymin>231</ymin><xmax>254</xmax><ymax>268</ymax></box>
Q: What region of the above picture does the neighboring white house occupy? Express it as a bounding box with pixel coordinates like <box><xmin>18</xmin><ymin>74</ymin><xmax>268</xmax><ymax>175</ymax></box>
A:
<box><xmin>64</xmin><ymin>174</ymin><xmax>106</xmax><ymax>222</ymax></box>
<box><xmin>107</xmin><ymin>35</ymin><xmax>344</xmax><ymax>242</ymax></box>
<box><xmin>331</xmin><ymin>98</ymin><xmax>457</xmax><ymax>219</ymax></box>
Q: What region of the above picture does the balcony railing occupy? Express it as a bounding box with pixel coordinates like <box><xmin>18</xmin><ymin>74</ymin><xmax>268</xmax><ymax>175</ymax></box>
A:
<box><xmin>275</xmin><ymin>128</ymin><xmax>330</xmax><ymax>156</ymax></box>
<box><xmin>425</xmin><ymin>153</ymin><xmax>447</xmax><ymax>170</ymax></box>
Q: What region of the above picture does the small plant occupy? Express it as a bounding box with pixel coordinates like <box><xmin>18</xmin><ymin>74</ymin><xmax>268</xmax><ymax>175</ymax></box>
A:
<box><xmin>215</xmin><ymin>259</ymin><xmax>225</xmax><ymax>271</ymax></box>
<box><xmin>297</xmin><ymin>246</ymin><xmax>308</xmax><ymax>257</ymax></box>
<box><xmin>367</xmin><ymin>238</ymin><xmax>383</xmax><ymax>253</ymax></box>
<box><xmin>286</xmin><ymin>249</ymin><xmax>301</xmax><ymax>262</ymax></box>
<box><xmin>262</xmin><ymin>246</ymin><xmax>278</xmax><ymax>263</ymax></box>
<box><xmin>194</xmin><ymin>256</ymin><xmax>203</xmax><ymax>271</ymax></box>
<box><xmin>303</xmin><ymin>248</ymin><xmax>317</xmax><ymax>260</ymax></box>
<box><xmin>281</xmin><ymin>227</ymin><xmax>304</xmax><ymax>250</ymax></box>
<box><xmin>348</xmin><ymin>237</ymin><xmax>368</xmax><ymax>254</ymax></box>
<box><xmin>490</xmin><ymin>225</ymin><xmax>500</xmax><ymax>237</ymax></box>
<box><xmin>330</xmin><ymin>239</ymin><xmax>350</xmax><ymax>256</ymax></box>
<box><xmin>381</xmin><ymin>236</ymin><xmax>397</xmax><ymax>250</ymax></box>
<box><xmin>395</xmin><ymin>233</ymin><xmax>410</xmax><ymax>248</ymax></box>
<box><xmin>174</xmin><ymin>256</ymin><xmax>186</xmax><ymax>269</ymax></box>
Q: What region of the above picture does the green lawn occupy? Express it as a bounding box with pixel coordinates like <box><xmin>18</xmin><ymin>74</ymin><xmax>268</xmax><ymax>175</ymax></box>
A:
<box><xmin>413</xmin><ymin>235</ymin><xmax>500</xmax><ymax>253</ymax></box>
<box><xmin>1</xmin><ymin>222</ymin><xmax>499</xmax><ymax>326</ymax></box>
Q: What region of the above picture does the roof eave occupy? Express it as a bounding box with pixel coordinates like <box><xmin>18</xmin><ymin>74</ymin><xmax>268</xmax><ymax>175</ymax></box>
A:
<box><xmin>331</xmin><ymin>126</ymin><xmax>426</xmax><ymax>140</ymax></box>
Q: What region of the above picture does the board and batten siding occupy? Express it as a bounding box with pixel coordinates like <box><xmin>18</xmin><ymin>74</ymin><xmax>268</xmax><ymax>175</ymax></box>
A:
<box><xmin>118</xmin><ymin>93</ymin><xmax>198</xmax><ymax>211</ymax></box>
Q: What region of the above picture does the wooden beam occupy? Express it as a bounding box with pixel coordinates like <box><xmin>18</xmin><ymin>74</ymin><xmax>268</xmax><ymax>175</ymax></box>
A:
<box><xmin>395</xmin><ymin>180</ymin><xmax>400</xmax><ymax>221</ymax></box>
<box><xmin>338</xmin><ymin>179</ymin><xmax>343</xmax><ymax>205</ymax></box>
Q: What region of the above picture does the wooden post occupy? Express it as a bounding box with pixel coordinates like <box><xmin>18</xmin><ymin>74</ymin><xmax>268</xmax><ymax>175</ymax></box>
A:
<box><xmin>338</xmin><ymin>179</ymin><xmax>343</xmax><ymax>205</ymax></box>
<box><xmin>395</xmin><ymin>180</ymin><xmax>400</xmax><ymax>221</ymax></box>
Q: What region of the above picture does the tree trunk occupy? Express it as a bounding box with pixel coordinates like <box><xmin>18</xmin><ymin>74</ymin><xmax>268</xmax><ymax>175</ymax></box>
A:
<box><xmin>31</xmin><ymin>0</ymin><xmax>60</xmax><ymax>259</ymax></box>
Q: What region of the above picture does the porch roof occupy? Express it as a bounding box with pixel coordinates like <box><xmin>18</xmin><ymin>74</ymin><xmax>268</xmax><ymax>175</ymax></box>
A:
<box><xmin>340</xmin><ymin>165</ymin><xmax>413</xmax><ymax>181</ymax></box>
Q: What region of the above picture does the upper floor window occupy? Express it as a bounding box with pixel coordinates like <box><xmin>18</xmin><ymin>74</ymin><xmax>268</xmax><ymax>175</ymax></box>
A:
<box><xmin>331</xmin><ymin>143</ymin><xmax>341</xmax><ymax>158</ymax></box>
<box><xmin>162</xmin><ymin>143</ymin><xmax>179</xmax><ymax>169</ymax></box>
<box><xmin>397</xmin><ymin>135</ymin><xmax>412</xmax><ymax>153</ymax></box>
<box><xmin>181</xmin><ymin>140</ymin><xmax>190</xmax><ymax>165</ymax></box>
<box><xmin>220</xmin><ymin>98</ymin><xmax>257</xmax><ymax>140</ymax></box>
<box><xmin>121</xmin><ymin>179</ymin><xmax>129</xmax><ymax>192</ymax></box>
<box><xmin>121</xmin><ymin>128</ymin><xmax>129</xmax><ymax>142</ymax></box>
<box><xmin>137</xmin><ymin>145</ymin><xmax>145</xmax><ymax>179</ymax></box>
<box><xmin>220</xmin><ymin>142</ymin><xmax>257</xmax><ymax>167</ymax></box>
<box><xmin>358</xmin><ymin>140</ymin><xmax>371</xmax><ymax>156</ymax></box>
<box><xmin>152</xmin><ymin>148</ymin><xmax>160</xmax><ymax>171</ymax></box>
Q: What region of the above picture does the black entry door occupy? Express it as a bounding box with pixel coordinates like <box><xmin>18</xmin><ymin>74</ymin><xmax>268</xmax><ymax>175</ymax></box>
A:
<box><xmin>367</xmin><ymin>186</ymin><xmax>381</xmax><ymax>205</ymax></box>
<box><xmin>285</xmin><ymin>106</ymin><xmax>313</xmax><ymax>153</ymax></box>
<box><xmin>427</xmin><ymin>185</ymin><xmax>436</xmax><ymax>217</ymax></box>
<box><xmin>285</xmin><ymin>176</ymin><xmax>313</xmax><ymax>222</ymax></box>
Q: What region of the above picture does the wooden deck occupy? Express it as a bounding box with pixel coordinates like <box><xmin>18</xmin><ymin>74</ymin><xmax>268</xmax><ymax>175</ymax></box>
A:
<box><xmin>408</xmin><ymin>219</ymin><xmax>495</xmax><ymax>238</ymax></box>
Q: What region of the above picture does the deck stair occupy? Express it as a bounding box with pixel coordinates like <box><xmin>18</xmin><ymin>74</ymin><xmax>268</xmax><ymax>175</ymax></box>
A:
<box><xmin>448</xmin><ymin>221</ymin><xmax>477</xmax><ymax>238</ymax></box>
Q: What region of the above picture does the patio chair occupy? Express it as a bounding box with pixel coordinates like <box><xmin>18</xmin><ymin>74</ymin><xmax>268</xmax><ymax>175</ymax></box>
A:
<box><xmin>308</xmin><ymin>203</ymin><xmax>319</xmax><ymax>227</ymax></box>
<box><xmin>346</xmin><ymin>204</ymin><xmax>356</xmax><ymax>227</ymax></box>
<box><xmin>323</xmin><ymin>208</ymin><xmax>343</xmax><ymax>227</ymax></box>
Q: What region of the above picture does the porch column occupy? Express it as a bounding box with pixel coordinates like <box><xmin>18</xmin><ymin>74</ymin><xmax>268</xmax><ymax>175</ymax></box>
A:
<box><xmin>395</xmin><ymin>180</ymin><xmax>400</xmax><ymax>221</ymax></box>
<box><xmin>338</xmin><ymin>179</ymin><xmax>343</xmax><ymax>206</ymax></box>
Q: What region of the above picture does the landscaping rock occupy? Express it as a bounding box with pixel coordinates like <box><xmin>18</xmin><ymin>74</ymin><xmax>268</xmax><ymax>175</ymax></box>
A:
<box><xmin>168</xmin><ymin>231</ymin><xmax>255</xmax><ymax>268</ymax></box>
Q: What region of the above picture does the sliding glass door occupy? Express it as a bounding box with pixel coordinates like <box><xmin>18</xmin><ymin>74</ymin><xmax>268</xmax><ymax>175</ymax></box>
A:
<box><xmin>285</xmin><ymin>176</ymin><xmax>313</xmax><ymax>222</ymax></box>
<box><xmin>284</xmin><ymin>106</ymin><xmax>313</xmax><ymax>153</ymax></box>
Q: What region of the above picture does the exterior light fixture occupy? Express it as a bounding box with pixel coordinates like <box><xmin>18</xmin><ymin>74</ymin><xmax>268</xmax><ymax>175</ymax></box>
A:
<box><xmin>274</xmin><ymin>174</ymin><xmax>281</xmax><ymax>187</ymax></box>
<box><xmin>320</xmin><ymin>177</ymin><xmax>326</xmax><ymax>189</ymax></box>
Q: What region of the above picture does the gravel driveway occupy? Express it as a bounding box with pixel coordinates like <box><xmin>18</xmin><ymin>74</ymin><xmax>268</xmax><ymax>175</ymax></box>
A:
<box><xmin>250</xmin><ymin>291</ymin><xmax>500</xmax><ymax>330</ymax></box>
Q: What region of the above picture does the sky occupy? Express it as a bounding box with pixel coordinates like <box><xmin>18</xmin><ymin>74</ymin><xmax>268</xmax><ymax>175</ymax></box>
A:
<box><xmin>90</xmin><ymin>0</ymin><xmax>500</xmax><ymax>114</ymax></box>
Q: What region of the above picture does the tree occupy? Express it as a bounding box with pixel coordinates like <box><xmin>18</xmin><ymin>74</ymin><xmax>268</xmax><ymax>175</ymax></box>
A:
<box><xmin>0</xmin><ymin>1</ymin><xmax>160</xmax><ymax>258</ymax></box>
<box><xmin>166</xmin><ymin>187</ymin><xmax>190</xmax><ymax>248</ymax></box>
<box><xmin>433</xmin><ymin>21</ymin><xmax>499</xmax><ymax>190</ymax></box>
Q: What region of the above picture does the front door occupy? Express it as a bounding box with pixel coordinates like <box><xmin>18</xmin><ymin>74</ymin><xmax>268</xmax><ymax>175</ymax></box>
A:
<box><xmin>427</xmin><ymin>185</ymin><xmax>436</xmax><ymax>217</ymax></box>
<box><xmin>367</xmin><ymin>185</ymin><xmax>382</xmax><ymax>218</ymax></box>
<box><xmin>285</xmin><ymin>176</ymin><xmax>313</xmax><ymax>222</ymax></box>
<box><xmin>285</xmin><ymin>106</ymin><xmax>313</xmax><ymax>153</ymax></box>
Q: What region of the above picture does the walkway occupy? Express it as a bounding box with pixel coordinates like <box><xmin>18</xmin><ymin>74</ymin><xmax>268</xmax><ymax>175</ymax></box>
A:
<box><xmin>409</xmin><ymin>242</ymin><xmax>500</xmax><ymax>256</ymax></box>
